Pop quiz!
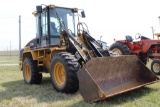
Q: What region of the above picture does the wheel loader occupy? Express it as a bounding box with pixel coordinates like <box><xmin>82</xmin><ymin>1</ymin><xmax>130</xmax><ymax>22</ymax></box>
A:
<box><xmin>19</xmin><ymin>4</ymin><xmax>160</xmax><ymax>103</ymax></box>
<box><xmin>110</xmin><ymin>33</ymin><xmax>160</xmax><ymax>75</ymax></box>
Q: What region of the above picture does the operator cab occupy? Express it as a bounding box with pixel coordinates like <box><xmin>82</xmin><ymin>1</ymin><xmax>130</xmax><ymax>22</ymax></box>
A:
<box><xmin>32</xmin><ymin>5</ymin><xmax>85</xmax><ymax>48</ymax></box>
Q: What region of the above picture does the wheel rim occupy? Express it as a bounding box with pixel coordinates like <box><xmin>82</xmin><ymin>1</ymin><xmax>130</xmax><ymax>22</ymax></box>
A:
<box><xmin>24</xmin><ymin>64</ymin><xmax>31</xmax><ymax>81</ymax></box>
<box><xmin>112</xmin><ymin>48</ymin><xmax>122</xmax><ymax>55</ymax></box>
<box><xmin>53</xmin><ymin>62</ymin><xmax>66</xmax><ymax>87</ymax></box>
<box><xmin>153</xmin><ymin>63</ymin><xmax>160</xmax><ymax>73</ymax></box>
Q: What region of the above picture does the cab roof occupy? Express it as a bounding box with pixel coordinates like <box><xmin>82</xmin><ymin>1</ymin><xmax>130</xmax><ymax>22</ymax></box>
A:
<box><xmin>32</xmin><ymin>4</ymin><xmax>78</xmax><ymax>16</ymax></box>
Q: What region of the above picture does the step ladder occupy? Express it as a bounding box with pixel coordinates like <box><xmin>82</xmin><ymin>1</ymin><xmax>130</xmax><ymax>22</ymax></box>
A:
<box><xmin>37</xmin><ymin>50</ymin><xmax>45</xmax><ymax>67</ymax></box>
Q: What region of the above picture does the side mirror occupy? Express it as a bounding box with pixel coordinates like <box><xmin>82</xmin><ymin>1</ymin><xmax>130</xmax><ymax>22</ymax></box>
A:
<box><xmin>81</xmin><ymin>11</ymin><xmax>86</xmax><ymax>18</ymax></box>
<box><xmin>36</xmin><ymin>6</ymin><xmax>42</xmax><ymax>13</ymax></box>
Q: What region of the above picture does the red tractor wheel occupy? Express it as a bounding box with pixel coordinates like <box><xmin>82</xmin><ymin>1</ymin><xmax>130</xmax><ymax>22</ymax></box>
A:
<box><xmin>109</xmin><ymin>42</ymin><xmax>130</xmax><ymax>55</ymax></box>
<box><xmin>151</xmin><ymin>60</ymin><xmax>160</xmax><ymax>75</ymax></box>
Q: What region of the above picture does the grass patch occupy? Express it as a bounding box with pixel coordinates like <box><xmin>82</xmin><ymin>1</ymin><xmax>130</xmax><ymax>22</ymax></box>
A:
<box><xmin>0</xmin><ymin>56</ymin><xmax>19</xmax><ymax>64</ymax></box>
<box><xmin>0</xmin><ymin>56</ymin><xmax>160</xmax><ymax>107</ymax></box>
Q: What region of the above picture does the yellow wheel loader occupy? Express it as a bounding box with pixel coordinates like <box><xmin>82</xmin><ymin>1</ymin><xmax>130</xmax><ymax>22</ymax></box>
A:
<box><xmin>19</xmin><ymin>4</ymin><xmax>160</xmax><ymax>103</ymax></box>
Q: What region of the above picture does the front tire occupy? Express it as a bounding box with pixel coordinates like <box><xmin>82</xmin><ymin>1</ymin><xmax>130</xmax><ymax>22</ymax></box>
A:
<box><xmin>50</xmin><ymin>52</ymin><xmax>80</xmax><ymax>93</ymax></box>
<box><xmin>23</xmin><ymin>56</ymin><xmax>42</xmax><ymax>84</ymax></box>
<box><xmin>109</xmin><ymin>42</ymin><xmax>130</xmax><ymax>55</ymax></box>
<box><xmin>151</xmin><ymin>59</ymin><xmax>160</xmax><ymax>75</ymax></box>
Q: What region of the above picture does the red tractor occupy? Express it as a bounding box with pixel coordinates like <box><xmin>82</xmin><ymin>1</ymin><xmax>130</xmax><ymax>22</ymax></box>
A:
<box><xmin>109</xmin><ymin>33</ymin><xmax>160</xmax><ymax>75</ymax></box>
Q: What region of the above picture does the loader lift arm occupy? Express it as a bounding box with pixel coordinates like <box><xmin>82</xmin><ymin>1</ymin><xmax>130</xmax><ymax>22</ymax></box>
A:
<box><xmin>77</xmin><ymin>22</ymin><xmax>105</xmax><ymax>57</ymax></box>
<box><xmin>61</xmin><ymin>22</ymin><xmax>110</xmax><ymax>66</ymax></box>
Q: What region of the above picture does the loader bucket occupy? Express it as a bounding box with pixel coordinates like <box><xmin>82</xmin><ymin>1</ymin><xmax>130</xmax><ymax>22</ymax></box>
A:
<box><xmin>77</xmin><ymin>55</ymin><xmax>160</xmax><ymax>103</ymax></box>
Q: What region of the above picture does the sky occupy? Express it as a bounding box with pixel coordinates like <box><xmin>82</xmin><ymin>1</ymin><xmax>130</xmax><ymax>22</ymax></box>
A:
<box><xmin>0</xmin><ymin>0</ymin><xmax>160</xmax><ymax>50</ymax></box>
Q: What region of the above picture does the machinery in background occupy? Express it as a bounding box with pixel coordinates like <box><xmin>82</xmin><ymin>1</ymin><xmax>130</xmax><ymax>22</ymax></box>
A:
<box><xmin>110</xmin><ymin>33</ymin><xmax>160</xmax><ymax>75</ymax></box>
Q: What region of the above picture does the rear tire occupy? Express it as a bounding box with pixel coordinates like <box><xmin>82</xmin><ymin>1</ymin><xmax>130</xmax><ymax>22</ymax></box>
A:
<box><xmin>109</xmin><ymin>42</ymin><xmax>130</xmax><ymax>55</ymax></box>
<box><xmin>50</xmin><ymin>52</ymin><xmax>80</xmax><ymax>93</ymax></box>
<box><xmin>23</xmin><ymin>56</ymin><xmax>42</xmax><ymax>84</ymax></box>
<box><xmin>151</xmin><ymin>59</ymin><xmax>160</xmax><ymax>75</ymax></box>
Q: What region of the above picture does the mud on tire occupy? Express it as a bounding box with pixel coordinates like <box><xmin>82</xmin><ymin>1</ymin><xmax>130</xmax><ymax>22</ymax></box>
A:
<box><xmin>50</xmin><ymin>52</ymin><xmax>80</xmax><ymax>93</ymax></box>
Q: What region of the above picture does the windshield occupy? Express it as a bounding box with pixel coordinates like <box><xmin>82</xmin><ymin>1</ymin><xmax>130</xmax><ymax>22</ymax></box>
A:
<box><xmin>50</xmin><ymin>7</ymin><xmax>75</xmax><ymax>35</ymax></box>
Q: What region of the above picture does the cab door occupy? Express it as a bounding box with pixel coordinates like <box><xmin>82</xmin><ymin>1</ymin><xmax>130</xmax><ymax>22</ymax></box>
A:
<box><xmin>40</xmin><ymin>9</ymin><xmax>49</xmax><ymax>47</ymax></box>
